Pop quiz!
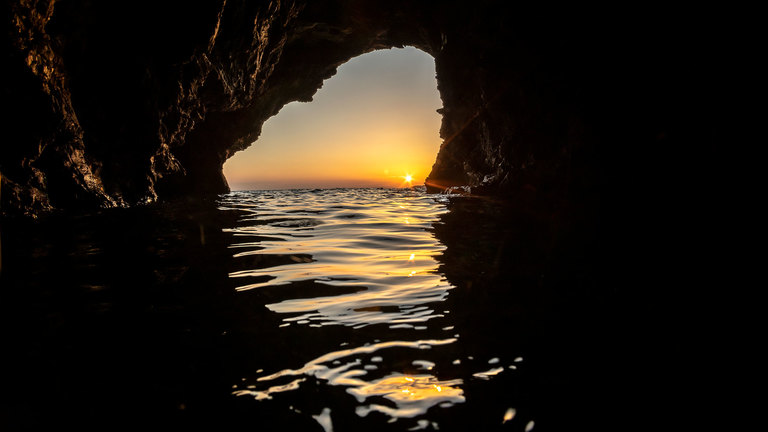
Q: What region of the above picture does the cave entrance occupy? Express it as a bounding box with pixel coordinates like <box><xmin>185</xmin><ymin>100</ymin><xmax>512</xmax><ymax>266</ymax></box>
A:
<box><xmin>223</xmin><ymin>47</ymin><xmax>442</xmax><ymax>190</ymax></box>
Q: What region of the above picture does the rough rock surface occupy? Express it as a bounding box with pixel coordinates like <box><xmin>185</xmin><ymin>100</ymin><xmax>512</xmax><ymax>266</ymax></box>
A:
<box><xmin>2</xmin><ymin>0</ymin><xmax>713</xmax><ymax>216</ymax></box>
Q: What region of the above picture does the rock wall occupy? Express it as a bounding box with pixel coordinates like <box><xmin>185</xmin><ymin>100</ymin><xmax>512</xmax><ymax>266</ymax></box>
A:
<box><xmin>1</xmin><ymin>0</ymin><xmax>711</xmax><ymax>216</ymax></box>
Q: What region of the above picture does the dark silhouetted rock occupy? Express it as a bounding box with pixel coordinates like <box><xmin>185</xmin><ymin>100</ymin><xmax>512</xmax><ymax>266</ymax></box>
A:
<box><xmin>1</xmin><ymin>1</ymin><xmax>713</xmax><ymax>216</ymax></box>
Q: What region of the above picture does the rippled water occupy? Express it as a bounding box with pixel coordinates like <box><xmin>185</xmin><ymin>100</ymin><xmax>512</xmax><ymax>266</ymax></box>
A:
<box><xmin>0</xmin><ymin>187</ymin><xmax>607</xmax><ymax>431</ymax></box>
<box><xmin>221</xmin><ymin>189</ymin><xmax>498</xmax><ymax>426</ymax></box>
<box><xmin>222</xmin><ymin>189</ymin><xmax>451</xmax><ymax>327</ymax></box>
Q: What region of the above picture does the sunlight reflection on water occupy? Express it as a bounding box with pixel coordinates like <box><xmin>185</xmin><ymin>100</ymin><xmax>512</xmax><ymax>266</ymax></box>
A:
<box><xmin>221</xmin><ymin>188</ymin><xmax>451</xmax><ymax>329</ymax></box>
<box><xmin>0</xmin><ymin>184</ymin><xmax>598</xmax><ymax>430</ymax></box>
<box><xmin>232</xmin><ymin>337</ymin><xmax>461</xmax><ymax>421</ymax></box>
<box><xmin>220</xmin><ymin>188</ymin><xmax>521</xmax><ymax>429</ymax></box>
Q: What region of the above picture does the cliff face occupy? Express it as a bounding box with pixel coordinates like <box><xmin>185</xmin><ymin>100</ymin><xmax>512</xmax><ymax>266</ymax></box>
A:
<box><xmin>1</xmin><ymin>0</ymin><xmax>707</xmax><ymax>215</ymax></box>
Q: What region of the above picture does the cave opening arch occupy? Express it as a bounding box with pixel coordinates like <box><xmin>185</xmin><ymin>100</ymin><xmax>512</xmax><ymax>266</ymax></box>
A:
<box><xmin>222</xmin><ymin>47</ymin><xmax>443</xmax><ymax>191</ymax></box>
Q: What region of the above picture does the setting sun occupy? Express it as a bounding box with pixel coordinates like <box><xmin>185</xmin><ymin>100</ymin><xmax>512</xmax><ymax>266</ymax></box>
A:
<box><xmin>404</xmin><ymin>174</ymin><xmax>413</xmax><ymax>183</ymax></box>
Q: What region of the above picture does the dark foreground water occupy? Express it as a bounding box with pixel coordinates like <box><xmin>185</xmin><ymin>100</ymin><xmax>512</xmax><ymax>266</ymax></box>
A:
<box><xmin>0</xmin><ymin>188</ymin><xmax>611</xmax><ymax>431</ymax></box>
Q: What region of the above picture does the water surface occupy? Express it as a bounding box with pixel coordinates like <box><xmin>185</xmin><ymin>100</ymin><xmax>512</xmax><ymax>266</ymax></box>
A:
<box><xmin>0</xmin><ymin>187</ymin><xmax>607</xmax><ymax>431</ymax></box>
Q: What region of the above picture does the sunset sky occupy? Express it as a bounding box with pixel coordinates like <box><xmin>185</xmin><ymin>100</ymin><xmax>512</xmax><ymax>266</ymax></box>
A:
<box><xmin>223</xmin><ymin>47</ymin><xmax>443</xmax><ymax>190</ymax></box>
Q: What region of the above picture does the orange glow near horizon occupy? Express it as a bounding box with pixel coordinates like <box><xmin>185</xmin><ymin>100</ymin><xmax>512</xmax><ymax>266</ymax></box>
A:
<box><xmin>223</xmin><ymin>47</ymin><xmax>442</xmax><ymax>190</ymax></box>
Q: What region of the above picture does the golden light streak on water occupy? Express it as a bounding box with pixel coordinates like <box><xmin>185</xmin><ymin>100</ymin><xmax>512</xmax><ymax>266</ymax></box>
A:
<box><xmin>221</xmin><ymin>188</ymin><xmax>531</xmax><ymax>428</ymax></box>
